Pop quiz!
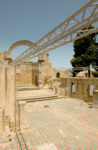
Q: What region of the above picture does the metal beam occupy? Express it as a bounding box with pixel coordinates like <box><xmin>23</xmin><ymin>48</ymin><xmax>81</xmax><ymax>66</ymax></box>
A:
<box><xmin>10</xmin><ymin>0</ymin><xmax>98</xmax><ymax>65</ymax></box>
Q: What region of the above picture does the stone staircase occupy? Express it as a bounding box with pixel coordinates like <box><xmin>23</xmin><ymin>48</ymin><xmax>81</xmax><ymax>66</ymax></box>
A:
<box><xmin>16</xmin><ymin>86</ymin><xmax>64</xmax><ymax>102</ymax></box>
<box><xmin>16</xmin><ymin>85</ymin><xmax>39</xmax><ymax>91</ymax></box>
<box><xmin>17</xmin><ymin>95</ymin><xmax>64</xmax><ymax>102</ymax></box>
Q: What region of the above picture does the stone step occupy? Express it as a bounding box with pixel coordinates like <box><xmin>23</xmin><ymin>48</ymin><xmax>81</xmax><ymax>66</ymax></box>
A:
<box><xmin>17</xmin><ymin>95</ymin><xmax>64</xmax><ymax>102</ymax></box>
<box><xmin>16</xmin><ymin>86</ymin><xmax>40</xmax><ymax>91</ymax></box>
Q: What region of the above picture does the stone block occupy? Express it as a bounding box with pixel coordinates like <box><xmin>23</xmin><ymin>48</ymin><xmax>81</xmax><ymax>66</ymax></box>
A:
<box><xmin>19</xmin><ymin>101</ymin><xmax>27</xmax><ymax>129</ymax></box>
<box><xmin>0</xmin><ymin>109</ymin><xmax>5</xmax><ymax>136</ymax></box>
<box><xmin>93</xmin><ymin>90</ymin><xmax>98</xmax><ymax>108</ymax></box>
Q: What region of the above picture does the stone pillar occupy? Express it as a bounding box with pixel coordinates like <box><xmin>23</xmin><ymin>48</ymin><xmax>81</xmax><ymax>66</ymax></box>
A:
<box><xmin>0</xmin><ymin>65</ymin><xmax>6</xmax><ymax>135</ymax></box>
<box><xmin>38</xmin><ymin>65</ymin><xmax>44</xmax><ymax>88</ymax></box>
<box><xmin>93</xmin><ymin>90</ymin><xmax>98</xmax><ymax>109</ymax></box>
<box><xmin>0</xmin><ymin>65</ymin><xmax>6</xmax><ymax>109</ymax></box>
<box><xmin>54</xmin><ymin>81</ymin><xmax>61</xmax><ymax>96</ymax></box>
<box><xmin>19</xmin><ymin>101</ymin><xmax>27</xmax><ymax>130</ymax></box>
<box><xmin>67</xmin><ymin>78</ymin><xmax>71</xmax><ymax>97</ymax></box>
<box><xmin>6</xmin><ymin>66</ymin><xmax>16</xmax><ymax>130</ymax></box>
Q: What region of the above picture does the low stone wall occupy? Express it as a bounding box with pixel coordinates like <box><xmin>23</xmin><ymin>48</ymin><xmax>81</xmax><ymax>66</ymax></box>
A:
<box><xmin>55</xmin><ymin>78</ymin><xmax>98</xmax><ymax>102</ymax></box>
<box><xmin>69</xmin><ymin>78</ymin><xmax>98</xmax><ymax>102</ymax></box>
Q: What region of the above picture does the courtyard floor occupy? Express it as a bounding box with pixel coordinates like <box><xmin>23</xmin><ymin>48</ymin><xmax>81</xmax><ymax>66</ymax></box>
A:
<box><xmin>1</xmin><ymin>97</ymin><xmax>98</xmax><ymax>150</ymax></box>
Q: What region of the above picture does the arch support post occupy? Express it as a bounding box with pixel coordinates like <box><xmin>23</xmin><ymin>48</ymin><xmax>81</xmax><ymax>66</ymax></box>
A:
<box><xmin>6</xmin><ymin>65</ymin><xmax>16</xmax><ymax>131</ymax></box>
<box><xmin>0</xmin><ymin>65</ymin><xmax>6</xmax><ymax>136</ymax></box>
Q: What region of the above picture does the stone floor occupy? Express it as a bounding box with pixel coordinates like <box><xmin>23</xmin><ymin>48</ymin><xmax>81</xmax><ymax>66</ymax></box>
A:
<box><xmin>0</xmin><ymin>98</ymin><xmax>98</xmax><ymax>150</ymax></box>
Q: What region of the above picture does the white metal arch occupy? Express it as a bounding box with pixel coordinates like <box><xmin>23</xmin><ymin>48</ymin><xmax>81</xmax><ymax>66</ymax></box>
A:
<box><xmin>10</xmin><ymin>0</ymin><xmax>98</xmax><ymax>65</ymax></box>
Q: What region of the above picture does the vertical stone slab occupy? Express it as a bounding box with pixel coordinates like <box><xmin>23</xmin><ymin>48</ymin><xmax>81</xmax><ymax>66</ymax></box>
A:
<box><xmin>0</xmin><ymin>109</ymin><xmax>5</xmax><ymax>136</ymax></box>
<box><xmin>38</xmin><ymin>63</ymin><xmax>44</xmax><ymax>87</ymax></box>
<box><xmin>67</xmin><ymin>77</ymin><xmax>71</xmax><ymax>97</ymax></box>
<box><xmin>6</xmin><ymin>66</ymin><xmax>16</xmax><ymax>130</ymax></box>
<box><xmin>19</xmin><ymin>101</ymin><xmax>27</xmax><ymax>130</ymax></box>
<box><xmin>93</xmin><ymin>90</ymin><xmax>98</xmax><ymax>108</ymax></box>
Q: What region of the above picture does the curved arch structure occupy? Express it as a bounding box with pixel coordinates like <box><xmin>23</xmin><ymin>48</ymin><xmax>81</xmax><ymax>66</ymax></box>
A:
<box><xmin>7</xmin><ymin>40</ymin><xmax>34</xmax><ymax>58</ymax></box>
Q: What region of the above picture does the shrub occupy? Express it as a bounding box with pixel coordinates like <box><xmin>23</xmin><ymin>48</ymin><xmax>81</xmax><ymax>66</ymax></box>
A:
<box><xmin>91</xmin><ymin>71</ymin><xmax>98</xmax><ymax>77</ymax></box>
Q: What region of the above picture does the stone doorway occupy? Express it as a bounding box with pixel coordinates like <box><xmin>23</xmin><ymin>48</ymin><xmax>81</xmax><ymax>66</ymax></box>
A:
<box><xmin>56</xmin><ymin>72</ymin><xmax>60</xmax><ymax>78</ymax></box>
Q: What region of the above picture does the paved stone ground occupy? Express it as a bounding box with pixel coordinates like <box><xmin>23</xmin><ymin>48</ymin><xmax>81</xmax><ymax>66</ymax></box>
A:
<box><xmin>0</xmin><ymin>98</ymin><xmax>98</xmax><ymax>150</ymax></box>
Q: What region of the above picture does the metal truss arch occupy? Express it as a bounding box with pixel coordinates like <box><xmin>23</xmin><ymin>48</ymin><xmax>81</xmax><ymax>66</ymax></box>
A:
<box><xmin>7</xmin><ymin>40</ymin><xmax>35</xmax><ymax>58</ymax></box>
<box><xmin>10</xmin><ymin>0</ymin><xmax>98</xmax><ymax>65</ymax></box>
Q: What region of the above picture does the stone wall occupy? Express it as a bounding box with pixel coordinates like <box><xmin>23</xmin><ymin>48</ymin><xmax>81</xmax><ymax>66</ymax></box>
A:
<box><xmin>16</xmin><ymin>63</ymin><xmax>34</xmax><ymax>85</ymax></box>
<box><xmin>56</xmin><ymin>78</ymin><xmax>98</xmax><ymax>102</ymax></box>
<box><xmin>54</xmin><ymin>70</ymin><xmax>72</xmax><ymax>79</ymax></box>
<box><xmin>39</xmin><ymin>62</ymin><xmax>52</xmax><ymax>85</ymax></box>
<box><xmin>15</xmin><ymin>55</ymin><xmax>53</xmax><ymax>86</ymax></box>
<box><xmin>52</xmin><ymin>78</ymin><xmax>68</xmax><ymax>96</ymax></box>
<box><xmin>69</xmin><ymin>78</ymin><xmax>98</xmax><ymax>102</ymax></box>
<box><xmin>16</xmin><ymin>69</ymin><xmax>33</xmax><ymax>86</ymax></box>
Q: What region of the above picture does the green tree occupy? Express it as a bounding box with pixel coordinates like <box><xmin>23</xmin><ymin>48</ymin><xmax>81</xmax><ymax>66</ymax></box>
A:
<box><xmin>71</xmin><ymin>26</ymin><xmax>98</xmax><ymax>68</ymax></box>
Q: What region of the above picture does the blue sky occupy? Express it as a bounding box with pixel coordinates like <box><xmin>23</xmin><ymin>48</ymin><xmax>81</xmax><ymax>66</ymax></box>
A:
<box><xmin>0</xmin><ymin>0</ymin><xmax>91</xmax><ymax>67</ymax></box>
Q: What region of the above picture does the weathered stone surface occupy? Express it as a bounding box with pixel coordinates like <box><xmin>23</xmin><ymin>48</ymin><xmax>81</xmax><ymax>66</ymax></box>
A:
<box><xmin>0</xmin><ymin>65</ymin><xmax>6</xmax><ymax>108</ymax></box>
<box><xmin>54</xmin><ymin>78</ymin><xmax>98</xmax><ymax>102</ymax></box>
<box><xmin>0</xmin><ymin>53</ymin><xmax>98</xmax><ymax>138</ymax></box>
<box><xmin>15</xmin><ymin>54</ymin><xmax>69</xmax><ymax>87</ymax></box>
<box><xmin>16</xmin><ymin>63</ymin><xmax>33</xmax><ymax>85</ymax></box>
<box><xmin>0</xmin><ymin>109</ymin><xmax>5</xmax><ymax>136</ymax></box>
<box><xmin>93</xmin><ymin>90</ymin><xmax>98</xmax><ymax>108</ymax></box>
<box><xmin>19</xmin><ymin>101</ymin><xmax>27</xmax><ymax>129</ymax></box>
<box><xmin>6</xmin><ymin>66</ymin><xmax>16</xmax><ymax>130</ymax></box>
<box><xmin>37</xmin><ymin>143</ymin><xmax>57</xmax><ymax>150</ymax></box>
